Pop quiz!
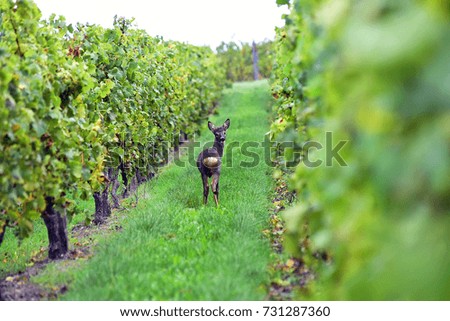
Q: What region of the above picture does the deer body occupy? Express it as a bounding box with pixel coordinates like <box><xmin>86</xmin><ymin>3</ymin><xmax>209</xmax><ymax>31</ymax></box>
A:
<box><xmin>197</xmin><ymin>119</ymin><xmax>230</xmax><ymax>206</ymax></box>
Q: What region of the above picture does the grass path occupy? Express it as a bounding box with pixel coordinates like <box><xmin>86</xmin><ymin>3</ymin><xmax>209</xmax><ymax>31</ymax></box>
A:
<box><xmin>60</xmin><ymin>80</ymin><xmax>273</xmax><ymax>300</ymax></box>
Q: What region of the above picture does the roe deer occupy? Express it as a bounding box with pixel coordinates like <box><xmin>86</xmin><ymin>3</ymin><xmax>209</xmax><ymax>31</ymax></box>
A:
<box><xmin>197</xmin><ymin>118</ymin><xmax>230</xmax><ymax>206</ymax></box>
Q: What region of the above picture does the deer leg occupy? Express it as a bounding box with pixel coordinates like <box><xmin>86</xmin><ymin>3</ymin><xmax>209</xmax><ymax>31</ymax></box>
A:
<box><xmin>211</xmin><ymin>173</ymin><xmax>220</xmax><ymax>207</ymax></box>
<box><xmin>202</xmin><ymin>173</ymin><xmax>209</xmax><ymax>204</ymax></box>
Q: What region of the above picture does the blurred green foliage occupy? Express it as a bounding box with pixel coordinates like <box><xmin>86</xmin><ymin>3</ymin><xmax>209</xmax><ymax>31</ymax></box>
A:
<box><xmin>0</xmin><ymin>0</ymin><xmax>225</xmax><ymax>245</ymax></box>
<box><xmin>216</xmin><ymin>40</ymin><xmax>274</xmax><ymax>82</ymax></box>
<box><xmin>271</xmin><ymin>0</ymin><xmax>450</xmax><ymax>300</ymax></box>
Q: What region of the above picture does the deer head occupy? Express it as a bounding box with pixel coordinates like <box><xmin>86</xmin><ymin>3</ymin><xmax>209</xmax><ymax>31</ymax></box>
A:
<box><xmin>208</xmin><ymin>118</ymin><xmax>230</xmax><ymax>144</ymax></box>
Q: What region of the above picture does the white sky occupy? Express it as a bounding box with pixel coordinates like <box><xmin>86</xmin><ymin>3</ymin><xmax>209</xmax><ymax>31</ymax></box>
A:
<box><xmin>33</xmin><ymin>0</ymin><xmax>288</xmax><ymax>49</ymax></box>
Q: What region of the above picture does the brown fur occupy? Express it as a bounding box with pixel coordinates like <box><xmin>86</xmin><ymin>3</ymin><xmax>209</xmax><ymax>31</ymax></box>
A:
<box><xmin>196</xmin><ymin>119</ymin><xmax>230</xmax><ymax>206</ymax></box>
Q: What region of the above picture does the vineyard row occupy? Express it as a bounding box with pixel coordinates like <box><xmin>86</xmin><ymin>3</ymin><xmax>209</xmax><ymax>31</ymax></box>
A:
<box><xmin>0</xmin><ymin>0</ymin><xmax>226</xmax><ymax>258</ymax></box>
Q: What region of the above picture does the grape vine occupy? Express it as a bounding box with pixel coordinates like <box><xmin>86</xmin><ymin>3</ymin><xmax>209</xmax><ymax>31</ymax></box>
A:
<box><xmin>0</xmin><ymin>0</ymin><xmax>225</xmax><ymax>258</ymax></box>
<box><xmin>271</xmin><ymin>0</ymin><xmax>449</xmax><ymax>299</ymax></box>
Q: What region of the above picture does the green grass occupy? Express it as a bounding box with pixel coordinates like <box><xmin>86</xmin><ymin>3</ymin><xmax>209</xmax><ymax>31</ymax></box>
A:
<box><xmin>56</xmin><ymin>80</ymin><xmax>274</xmax><ymax>300</ymax></box>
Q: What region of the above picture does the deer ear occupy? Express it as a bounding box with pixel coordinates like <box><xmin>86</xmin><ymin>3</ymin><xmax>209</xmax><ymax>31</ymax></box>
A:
<box><xmin>208</xmin><ymin>121</ymin><xmax>215</xmax><ymax>131</ymax></box>
<box><xmin>223</xmin><ymin>118</ymin><xmax>230</xmax><ymax>130</ymax></box>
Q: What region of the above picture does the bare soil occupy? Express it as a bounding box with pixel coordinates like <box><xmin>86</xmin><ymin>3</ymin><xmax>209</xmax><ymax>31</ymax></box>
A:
<box><xmin>265</xmin><ymin>172</ymin><xmax>315</xmax><ymax>300</ymax></box>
